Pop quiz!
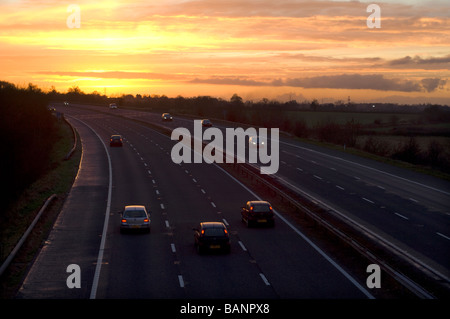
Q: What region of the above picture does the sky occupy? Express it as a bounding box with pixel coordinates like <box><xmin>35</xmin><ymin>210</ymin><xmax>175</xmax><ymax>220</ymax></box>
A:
<box><xmin>0</xmin><ymin>0</ymin><xmax>449</xmax><ymax>104</ymax></box>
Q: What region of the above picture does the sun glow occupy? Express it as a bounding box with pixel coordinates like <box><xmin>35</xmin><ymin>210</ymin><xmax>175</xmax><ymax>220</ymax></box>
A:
<box><xmin>0</xmin><ymin>0</ymin><xmax>449</xmax><ymax>103</ymax></box>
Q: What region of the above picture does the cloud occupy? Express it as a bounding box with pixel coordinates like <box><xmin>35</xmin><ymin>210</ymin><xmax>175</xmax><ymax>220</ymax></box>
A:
<box><xmin>389</xmin><ymin>54</ymin><xmax>450</xmax><ymax>66</ymax></box>
<box><xmin>421</xmin><ymin>78</ymin><xmax>447</xmax><ymax>92</ymax></box>
<box><xmin>281</xmin><ymin>74</ymin><xmax>423</xmax><ymax>92</ymax></box>
<box><xmin>33</xmin><ymin>70</ymin><xmax>184</xmax><ymax>81</ymax></box>
<box><xmin>191</xmin><ymin>74</ymin><xmax>447</xmax><ymax>92</ymax></box>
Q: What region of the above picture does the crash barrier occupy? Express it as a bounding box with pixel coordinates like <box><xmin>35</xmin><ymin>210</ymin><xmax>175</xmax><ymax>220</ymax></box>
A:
<box><xmin>63</xmin><ymin>114</ymin><xmax>78</xmax><ymax>160</ymax></box>
<box><xmin>69</xmin><ymin>104</ymin><xmax>447</xmax><ymax>298</ymax></box>
<box><xmin>0</xmin><ymin>194</ymin><xmax>57</xmax><ymax>278</ymax></box>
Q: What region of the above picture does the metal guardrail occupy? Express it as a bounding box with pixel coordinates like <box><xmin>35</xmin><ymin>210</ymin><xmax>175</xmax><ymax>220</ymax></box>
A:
<box><xmin>129</xmin><ymin>114</ymin><xmax>441</xmax><ymax>298</ymax></box>
<box><xmin>63</xmin><ymin>114</ymin><xmax>78</xmax><ymax>160</ymax></box>
<box><xmin>68</xmin><ymin>104</ymin><xmax>447</xmax><ymax>298</ymax></box>
<box><xmin>229</xmin><ymin>162</ymin><xmax>438</xmax><ymax>299</ymax></box>
<box><xmin>0</xmin><ymin>194</ymin><xmax>57</xmax><ymax>278</ymax></box>
<box><xmin>1</xmin><ymin>113</ymin><xmax>79</xmax><ymax>278</ymax></box>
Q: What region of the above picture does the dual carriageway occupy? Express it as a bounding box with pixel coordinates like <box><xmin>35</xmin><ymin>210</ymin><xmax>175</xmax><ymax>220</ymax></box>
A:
<box><xmin>16</xmin><ymin>103</ymin><xmax>450</xmax><ymax>300</ymax></box>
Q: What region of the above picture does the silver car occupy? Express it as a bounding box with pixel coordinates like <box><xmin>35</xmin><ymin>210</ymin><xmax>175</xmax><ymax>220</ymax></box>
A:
<box><xmin>120</xmin><ymin>205</ymin><xmax>150</xmax><ymax>233</ymax></box>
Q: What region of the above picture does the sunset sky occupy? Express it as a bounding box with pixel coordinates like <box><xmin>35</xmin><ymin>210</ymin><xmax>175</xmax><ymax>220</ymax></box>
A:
<box><xmin>0</xmin><ymin>0</ymin><xmax>449</xmax><ymax>104</ymax></box>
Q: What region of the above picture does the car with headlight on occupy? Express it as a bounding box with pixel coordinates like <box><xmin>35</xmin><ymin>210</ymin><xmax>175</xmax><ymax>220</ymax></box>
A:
<box><xmin>120</xmin><ymin>205</ymin><xmax>150</xmax><ymax>233</ymax></box>
<box><xmin>249</xmin><ymin>136</ymin><xmax>265</xmax><ymax>148</ymax></box>
<box><xmin>193</xmin><ymin>222</ymin><xmax>230</xmax><ymax>254</ymax></box>
<box><xmin>162</xmin><ymin>113</ymin><xmax>173</xmax><ymax>121</ymax></box>
<box><xmin>241</xmin><ymin>200</ymin><xmax>274</xmax><ymax>227</ymax></box>
<box><xmin>110</xmin><ymin>135</ymin><xmax>123</xmax><ymax>147</ymax></box>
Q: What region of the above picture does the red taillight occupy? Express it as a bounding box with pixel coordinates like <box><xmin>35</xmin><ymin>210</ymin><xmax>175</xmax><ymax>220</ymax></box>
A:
<box><xmin>144</xmin><ymin>218</ymin><xmax>149</xmax><ymax>223</ymax></box>
<box><xmin>121</xmin><ymin>219</ymin><xmax>127</xmax><ymax>223</ymax></box>
<box><xmin>201</xmin><ymin>229</ymin><xmax>205</xmax><ymax>235</ymax></box>
<box><xmin>224</xmin><ymin>229</ymin><xmax>228</xmax><ymax>235</ymax></box>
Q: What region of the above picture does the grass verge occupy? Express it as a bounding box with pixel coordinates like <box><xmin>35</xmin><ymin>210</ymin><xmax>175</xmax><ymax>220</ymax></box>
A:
<box><xmin>0</xmin><ymin>117</ymin><xmax>81</xmax><ymax>298</ymax></box>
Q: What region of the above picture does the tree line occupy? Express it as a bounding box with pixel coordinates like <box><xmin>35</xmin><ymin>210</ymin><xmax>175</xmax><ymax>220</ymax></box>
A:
<box><xmin>0</xmin><ymin>81</ymin><xmax>57</xmax><ymax>214</ymax></box>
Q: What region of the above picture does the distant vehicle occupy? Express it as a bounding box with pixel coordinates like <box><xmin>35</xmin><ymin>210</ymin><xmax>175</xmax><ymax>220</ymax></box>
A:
<box><xmin>109</xmin><ymin>103</ymin><xmax>118</xmax><ymax>109</ymax></box>
<box><xmin>249</xmin><ymin>136</ymin><xmax>265</xmax><ymax>148</ymax></box>
<box><xmin>63</xmin><ymin>101</ymin><xmax>69</xmax><ymax>106</ymax></box>
<box><xmin>120</xmin><ymin>205</ymin><xmax>150</xmax><ymax>233</ymax></box>
<box><xmin>48</xmin><ymin>106</ymin><xmax>56</xmax><ymax>112</ymax></box>
<box><xmin>241</xmin><ymin>201</ymin><xmax>275</xmax><ymax>227</ymax></box>
<box><xmin>161</xmin><ymin>113</ymin><xmax>173</xmax><ymax>121</ymax></box>
<box><xmin>193</xmin><ymin>222</ymin><xmax>230</xmax><ymax>254</ymax></box>
<box><xmin>201</xmin><ymin>119</ymin><xmax>212</xmax><ymax>127</ymax></box>
<box><xmin>110</xmin><ymin>134</ymin><xmax>123</xmax><ymax>147</ymax></box>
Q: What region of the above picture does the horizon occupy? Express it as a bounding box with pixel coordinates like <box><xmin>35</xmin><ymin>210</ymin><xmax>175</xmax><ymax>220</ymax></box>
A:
<box><xmin>0</xmin><ymin>0</ymin><xmax>449</xmax><ymax>105</ymax></box>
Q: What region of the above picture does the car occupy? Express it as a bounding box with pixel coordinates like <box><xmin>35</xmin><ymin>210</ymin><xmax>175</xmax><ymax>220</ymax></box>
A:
<box><xmin>120</xmin><ymin>205</ymin><xmax>150</xmax><ymax>233</ymax></box>
<box><xmin>110</xmin><ymin>134</ymin><xmax>123</xmax><ymax>147</ymax></box>
<box><xmin>161</xmin><ymin>113</ymin><xmax>173</xmax><ymax>121</ymax></box>
<box><xmin>64</xmin><ymin>101</ymin><xmax>70</xmax><ymax>106</ymax></box>
<box><xmin>193</xmin><ymin>222</ymin><xmax>230</xmax><ymax>254</ymax></box>
<box><xmin>249</xmin><ymin>136</ymin><xmax>265</xmax><ymax>148</ymax></box>
<box><xmin>241</xmin><ymin>201</ymin><xmax>275</xmax><ymax>227</ymax></box>
<box><xmin>109</xmin><ymin>103</ymin><xmax>118</xmax><ymax>109</ymax></box>
<box><xmin>201</xmin><ymin>119</ymin><xmax>212</xmax><ymax>127</ymax></box>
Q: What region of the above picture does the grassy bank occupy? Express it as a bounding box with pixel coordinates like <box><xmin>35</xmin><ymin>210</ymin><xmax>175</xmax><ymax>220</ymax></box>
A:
<box><xmin>0</xmin><ymin>116</ymin><xmax>81</xmax><ymax>298</ymax></box>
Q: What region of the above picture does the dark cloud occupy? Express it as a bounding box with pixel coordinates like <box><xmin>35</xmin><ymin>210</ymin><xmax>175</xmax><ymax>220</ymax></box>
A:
<box><xmin>421</xmin><ymin>78</ymin><xmax>447</xmax><ymax>92</ymax></box>
<box><xmin>389</xmin><ymin>54</ymin><xmax>450</xmax><ymax>67</ymax></box>
<box><xmin>191</xmin><ymin>74</ymin><xmax>447</xmax><ymax>93</ymax></box>
<box><xmin>280</xmin><ymin>74</ymin><xmax>423</xmax><ymax>92</ymax></box>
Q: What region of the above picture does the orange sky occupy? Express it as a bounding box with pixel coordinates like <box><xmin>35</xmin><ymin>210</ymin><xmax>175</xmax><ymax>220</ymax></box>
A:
<box><xmin>0</xmin><ymin>0</ymin><xmax>449</xmax><ymax>104</ymax></box>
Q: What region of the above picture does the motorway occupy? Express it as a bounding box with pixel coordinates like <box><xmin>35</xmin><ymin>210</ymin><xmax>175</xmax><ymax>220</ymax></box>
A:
<box><xmin>112</xmin><ymin>105</ymin><xmax>450</xmax><ymax>281</ymax></box>
<box><xmin>86</xmin><ymin>104</ymin><xmax>450</xmax><ymax>280</ymax></box>
<box><xmin>17</xmin><ymin>104</ymin><xmax>376</xmax><ymax>299</ymax></box>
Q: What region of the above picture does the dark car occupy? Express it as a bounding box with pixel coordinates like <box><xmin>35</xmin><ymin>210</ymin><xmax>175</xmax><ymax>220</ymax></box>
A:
<box><xmin>110</xmin><ymin>134</ymin><xmax>123</xmax><ymax>147</ymax></box>
<box><xmin>161</xmin><ymin>113</ymin><xmax>173</xmax><ymax>121</ymax></box>
<box><xmin>241</xmin><ymin>201</ymin><xmax>275</xmax><ymax>227</ymax></box>
<box><xmin>193</xmin><ymin>222</ymin><xmax>230</xmax><ymax>254</ymax></box>
<box><xmin>201</xmin><ymin>119</ymin><xmax>212</xmax><ymax>127</ymax></box>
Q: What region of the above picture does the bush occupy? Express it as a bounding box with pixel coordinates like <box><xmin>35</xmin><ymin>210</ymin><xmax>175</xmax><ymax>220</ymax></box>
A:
<box><xmin>0</xmin><ymin>82</ymin><xmax>57</xmax><ymax>214</ymax></box>
<box><xmin>391</xmin><ymin>137</ymin><xmax>423</xmax><ymax>164</ymax></box>
<box><xmin>363</xmin><ymin>136</ymin><xmax>391</xmax><ymax>156</ymax></box>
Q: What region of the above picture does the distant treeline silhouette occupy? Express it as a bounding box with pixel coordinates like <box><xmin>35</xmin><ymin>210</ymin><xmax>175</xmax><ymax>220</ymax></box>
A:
<box><xmin>1</xmin><ymin>81</ymin><xmax>449</xmax><ymax>214</ymax></box>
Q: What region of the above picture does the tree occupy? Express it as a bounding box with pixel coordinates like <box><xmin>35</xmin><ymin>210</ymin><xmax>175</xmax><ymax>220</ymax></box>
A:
<box><xmin>230</xmin><ymin>93</ymin><xmax>243</xmax><ymax>106</ymax></box>
<box><xmin>310</xmin><ymin>99</ymin><xmax>319</xmax><ymax>111</ymax></box>
<box><xmin>68</xmin><ymin>85</ymin><xmax>83</xmax><ymax>95</ymax></box>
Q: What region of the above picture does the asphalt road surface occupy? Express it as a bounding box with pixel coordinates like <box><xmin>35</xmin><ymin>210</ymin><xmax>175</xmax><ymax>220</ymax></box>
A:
<box><xmin>17</xmin><ymin>104</ymin><xmax>375</xmax><ymax>300</ymax></box>
<box><xmin>109</xmin><ymin>105</ymin><xmax>450</xmax><ymax>280</ymax></box>
<box><xmin>78</xmin><ymin>103</ymin><xmax>450</xmax><ymax>280</ymax></box>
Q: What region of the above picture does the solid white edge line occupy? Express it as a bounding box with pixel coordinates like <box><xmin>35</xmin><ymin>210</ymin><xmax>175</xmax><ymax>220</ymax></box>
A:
<box><xmin>279</xmin><ymin>140</ymin><xmax>450</xmax><ymax>196</ymax></box>
<box><xmin>176</xmin><ymin>140</ymin><xmax>375</xmax><ymax>298</ymax></box>
<box><xmin>69</xmin><ymin>118</ymin><xmax>112</xmax><ymax>300</ymax></box>
<box><xmin>211</xmin><ymin>162</ymin><xmax>375</xmax><ymax>299</ymax></box>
